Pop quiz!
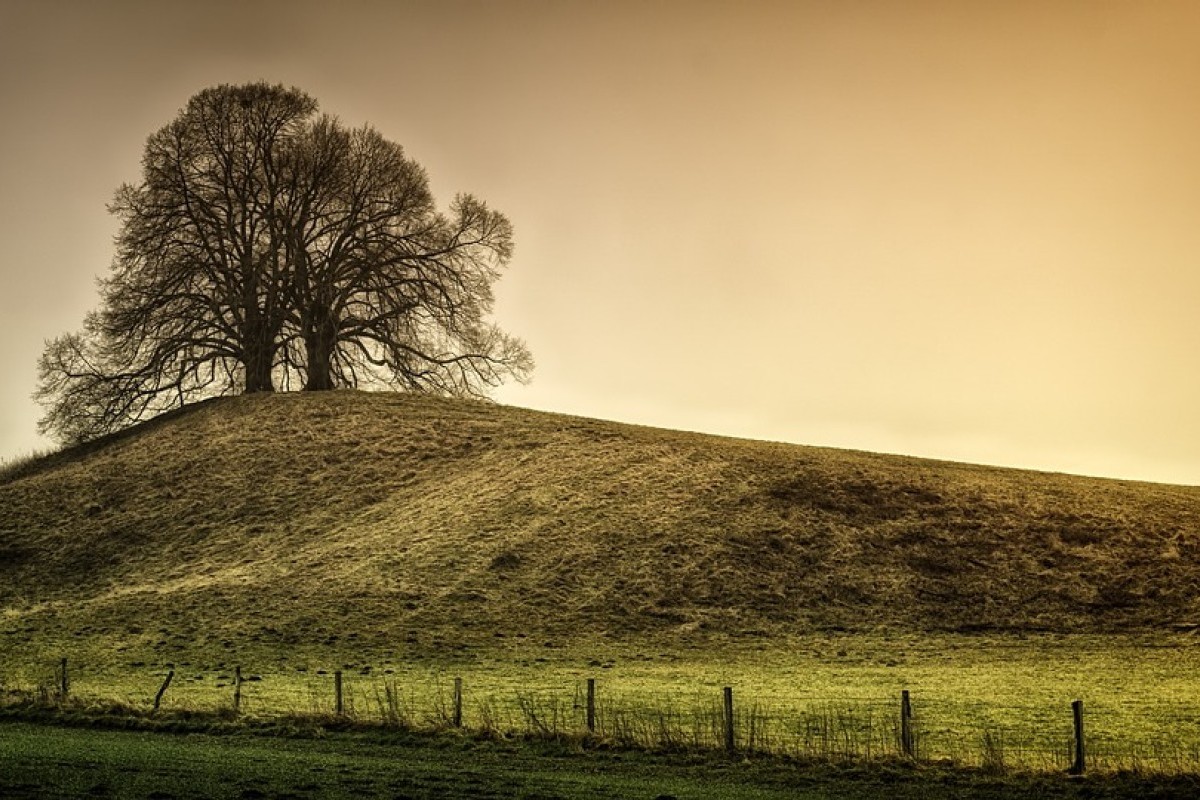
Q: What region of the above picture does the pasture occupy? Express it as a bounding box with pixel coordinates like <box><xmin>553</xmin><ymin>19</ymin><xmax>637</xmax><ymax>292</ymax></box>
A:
<box><xmin>13</xmin><ymin>719</ymin><xmax>1200</xmax><ymax>800</ymax></box>
<box><xmin>5</xmin><ymin>632</ymin><xmax>1200</xmax><ymax>773</ymax></box>
<box><xmin>6</xmin><ymin>392</ymin><xmax>1200</xmax><ymax>795</ymax></box>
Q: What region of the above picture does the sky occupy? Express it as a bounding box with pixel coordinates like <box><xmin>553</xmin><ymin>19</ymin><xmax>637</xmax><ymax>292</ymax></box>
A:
<box><xmin>1</xmin><ymin>0</ymin><xmax>1199</xmax><ymax>485</ymax></box>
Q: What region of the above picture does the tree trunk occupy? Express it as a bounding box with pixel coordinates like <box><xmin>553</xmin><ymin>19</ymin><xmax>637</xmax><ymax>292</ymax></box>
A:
<box><xmin>241</xmin><ymin>253</ymin><xmax>275</xmax><ymax>394</ymax></box>
<box><xmin>243</xmin><ymin>329</ymin><xmax>275</xmax><ymax>393</ymax></box>
<box><xmin>303</xmin><ymin>303</ymin><xmax>337</xmax><ymax>391</ymax></box>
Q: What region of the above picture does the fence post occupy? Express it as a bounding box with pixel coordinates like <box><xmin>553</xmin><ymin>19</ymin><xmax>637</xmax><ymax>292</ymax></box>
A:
<box><xmin>59</xmin><ymin>658</ymin><xmax>69</xmax><ymax>700</ymax></box>
<box><xmin>453</xmin><ymin>677</ymin><xmax>463</xmax><ymax>727</ymax></box>
<box><xmin>586</xmin><ymin>678</ymin><xmax>596</xmax><ymax>733</ymax></box>
<box><xmin>723</xmin><ymin>686</ymin><xmax>735</xmax><ymax>752</ymax></box>
<box><xmin>335</xmin><ymin>670</ymin><xmax>344</xmax><ymax>716</ymax></box>
<box><xmin>1068</xmin><ymin>700</ymin><xmax>1085</xmax><ymax>775</ymax></box>
<box><xmin>153</xmin><ymin>670</ymin><xmax>174</xmax><ymax>711</ymax></box>
<box><xmin>901</xmin><ymin>689</ymin><xmax>914</xmax><ymax>758</ymax></box>
<box><xmin>233</xmin><ymin>666</ymin><xmax>242</xmax><ymax>713</ymax></box>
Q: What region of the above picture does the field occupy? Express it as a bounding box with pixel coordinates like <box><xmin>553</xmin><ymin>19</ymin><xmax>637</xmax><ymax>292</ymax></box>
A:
<box><xmin>13</xmin><ymin>719</ymin><xmax>1200</xmax><ymax>800</ymax></box>
<box><xmin>4</xmin><ymin>391</ymin><xmax>1200</xmax><ymax>794</ymax></box>
<box><xmin>5</xmin><ymin>633</ymin><xmax>1200</xmax><ymax>774</ymax></box>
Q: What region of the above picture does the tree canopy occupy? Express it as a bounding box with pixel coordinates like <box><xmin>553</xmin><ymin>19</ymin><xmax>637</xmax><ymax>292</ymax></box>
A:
<box><xmin>36</xmin><ymin>82</ymin><xmax>532</xmax><ymax>445</ymax></box>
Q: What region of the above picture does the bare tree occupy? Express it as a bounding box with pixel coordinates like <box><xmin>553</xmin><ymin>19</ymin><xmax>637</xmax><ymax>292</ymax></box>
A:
<box><xmin>114</xmin><ymin>82</ymin><xmax>317</xmax><ymax>394</ymax></box>
<box><xmin>37</xmin><ymin>82</ymin><xmax>531</xmax><ymax>444</ymax></box>
<box><xmin>272</xmin><ymin>123</ymin><xmax>530</xmax><ymax>393</ymax></box>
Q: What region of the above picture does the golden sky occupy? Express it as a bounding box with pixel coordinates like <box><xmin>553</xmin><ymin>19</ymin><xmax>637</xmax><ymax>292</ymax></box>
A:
<box><xmin>2</xmin><ymin>0</ymin><xmax>1199</xmax><ymax>484</ymax></box>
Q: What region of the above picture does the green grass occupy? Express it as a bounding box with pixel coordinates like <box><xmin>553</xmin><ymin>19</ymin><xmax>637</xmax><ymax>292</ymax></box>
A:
<box><xmin>3</xmin><ymin>720</ymin><xmax>788</xmax><ymax>800</ymax></box>
<box><xmin>4</xmin><ymin>720</ymin><xmax>1200</xmax><ymax>800</ymax></box>
<box><xmin>5</xmin><ymin>390</ymin><xmax>1200</xmax><ymax>788</ymax></box>
<box><xmin>5</xmin><ymin>633</ymin><xmax>1200</xmax><ymax>773</ymax></box>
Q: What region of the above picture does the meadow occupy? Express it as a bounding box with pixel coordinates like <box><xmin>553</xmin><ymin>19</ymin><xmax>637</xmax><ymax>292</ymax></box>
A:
<box><xmin>5</xmin><ymin>391</ymin><xmax>1200</xmax><ymax>795</ymax></box>
<box><xmin>5</xmin><ymin>632</ymin><xmax>1200</xmax><ymax>774</ymax></box>
<box><xmin>14</xmin><ymin>718</ymin><xmax>1199</xmax><ymax>800</ymax></box>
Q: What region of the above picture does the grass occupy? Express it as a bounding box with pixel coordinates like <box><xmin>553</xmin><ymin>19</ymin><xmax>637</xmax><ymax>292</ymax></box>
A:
<box><xmin>2</xmin><ymin>390</ymin><xmax>1200</xmax><ymax>653</ymax></box>
<box><xmin>5</xmin><ymin>719</ymin><xmax>1200</xmax><ymax>800</ymax></box>
<box><xmin>3</xmin><ymin>720</ymin><xmax>815</xmax><ymax>800</ymax></box>
<box><xmin>0</xmin><ymin>448</ymin><xmax>51</xmax><ymax>484</ymax></box>
<box><xmin>5</xmin><ymin>633</ymin><xmax>1200</xmax><ymax>773</ymax></box>
<box><xmin>4</xmin><ymin>390</ymin><xmax>1200</xmax><ymax>790</ymax></box>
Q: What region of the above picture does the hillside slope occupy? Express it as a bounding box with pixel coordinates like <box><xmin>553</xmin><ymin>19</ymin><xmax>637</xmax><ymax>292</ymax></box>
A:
<box><xmin>3</xmin><ymin>391</ymin><xmax>1200</xmax><ymax>663</ymax></box>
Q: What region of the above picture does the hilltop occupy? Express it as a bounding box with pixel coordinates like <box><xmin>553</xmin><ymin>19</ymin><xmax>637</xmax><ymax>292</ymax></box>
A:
<box><xmin>2</xmin><ymin>391</ymin><xmax>1199</xmax><ymax>665</ymax></box>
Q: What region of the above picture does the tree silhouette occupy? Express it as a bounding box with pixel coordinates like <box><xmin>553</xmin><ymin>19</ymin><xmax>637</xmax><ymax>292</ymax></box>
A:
<box><xmin>37</xmin><ymin>83</ymin><xmax>531</xmax><ymax>444</ymax></box>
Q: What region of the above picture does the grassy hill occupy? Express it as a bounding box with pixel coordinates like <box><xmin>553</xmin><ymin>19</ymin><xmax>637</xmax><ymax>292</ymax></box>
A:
<box><xmin>2</xmin><ymin>390</ymin><xmax>1200</xmax><ymax>667</ymax></box>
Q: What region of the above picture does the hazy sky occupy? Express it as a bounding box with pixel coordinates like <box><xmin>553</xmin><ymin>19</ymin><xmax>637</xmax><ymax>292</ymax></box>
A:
<box><xmin>2</xmin><ymin>0</ymin><xmax>1199</xmax><ymax>485</ymax></box>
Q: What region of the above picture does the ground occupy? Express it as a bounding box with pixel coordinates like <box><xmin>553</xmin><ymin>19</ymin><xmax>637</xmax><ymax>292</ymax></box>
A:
<box><xmin>4</xmin><ymin>720</ymin><xmax>1199</xmax><ymax>800</ymax></box>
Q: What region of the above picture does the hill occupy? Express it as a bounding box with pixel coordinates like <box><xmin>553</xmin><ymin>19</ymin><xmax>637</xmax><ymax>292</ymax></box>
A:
<box><xmin>2</xmin><ymin>390</ymin><xmax>1199</xmax><ymax>666</ymax></box>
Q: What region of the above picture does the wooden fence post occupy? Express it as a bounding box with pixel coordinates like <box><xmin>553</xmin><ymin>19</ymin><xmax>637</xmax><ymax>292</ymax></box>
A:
<box><xmin>901</xmin><ymin>689</ymin><xmax>914</xmax><ymax>758</ymax></box>
<box><xmin>1068</xmin><ymin>700</ymin><xmax>1085</xmax><ymax>775</ymax></box>
<box><xmin>723</xmin><ymin>686</ymin><xmax>735</xmax><ymax>752</ymax></box>
<box><xmin>153</xmin><ymin>670</ymin><xmax>174</xmax><ymax>711</ymax></box>
<box><xmin>335</xmin><ymin>670</ymin><xmax>344</xmax><ymax>716</ymax></box>
<box><xmin>58</xmin><ymin>657</ymin><xmax>70</xmax><ymax>700</ymax></box>
<box><xmin>586</xmin><ymin>678</ymin><xmax>596</xmax><ymax>733</ymax></box>
<box><xmin>233</xmin><ymin>666</ymin><xmax>242</xmax><ymax>713</ymax></box>
<box><xmin>453</xmin><ymin>677</ymin><xmax>463</xmax><ymax>727</ymax></box>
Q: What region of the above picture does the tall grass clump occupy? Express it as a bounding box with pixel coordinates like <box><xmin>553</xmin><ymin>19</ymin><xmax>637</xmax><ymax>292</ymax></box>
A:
<box><xmin>782</xmin><ymin>703</ymin><xmax>898</xmax><ymax>761</ymax></box>
<box><xmin>0</xmin><ymin>448</ymin><xmax>52</xmax><ymax>484</ymax></box>
<box><xmin>515</xmin><ymin>690</ymin><xmax>573</xmax><ymax>739</ymax></box>
<box><xmin>980</xmin><ymin>728</ymin><xmax>1007</xmax><ymax>774</ymax></box>
<box><xmin>376</xmin><ymin>679</ymin><xmax>413</xmax><ymax>728</ymax></box>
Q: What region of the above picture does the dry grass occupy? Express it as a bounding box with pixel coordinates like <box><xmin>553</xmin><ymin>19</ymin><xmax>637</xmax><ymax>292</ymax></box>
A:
<box><xmin>2</xmin><ymin>389</ymin><xmax>1200</xmax><ymax>668</ymax></box>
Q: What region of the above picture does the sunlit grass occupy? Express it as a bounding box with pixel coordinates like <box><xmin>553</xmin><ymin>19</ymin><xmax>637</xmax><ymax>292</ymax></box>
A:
<box><xmin>4</xmin><ymin>390</ymin><xmax>1200</xmax><ymax>657</ymax></box>
<box><xmin>6</xmin><ymin>633</ymin><xmax>1200</xmax><ymax>773</ymax></box>
<box><xmin>5</xmin><ymin>390</ymin><xmax>1200</xmax><ymax>782</ymax></box>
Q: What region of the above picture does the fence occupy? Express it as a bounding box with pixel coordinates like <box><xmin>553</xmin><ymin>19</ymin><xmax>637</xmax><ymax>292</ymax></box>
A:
<box><xmin>5</xmin><ymin>657</ymin><xmax>1200</xmax><ymax>774</ymax></box>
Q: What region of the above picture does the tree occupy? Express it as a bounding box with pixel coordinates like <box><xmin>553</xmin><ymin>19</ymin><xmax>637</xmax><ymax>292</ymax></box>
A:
<box><xmin>36</xmin><ymin>82</ymin><xmax>532</xmax><ymax>445</ymax></box>
<box><xmin>270</xmin><ymin>120</ymin><xmax>526</xmax><ymax>395</ymax></box>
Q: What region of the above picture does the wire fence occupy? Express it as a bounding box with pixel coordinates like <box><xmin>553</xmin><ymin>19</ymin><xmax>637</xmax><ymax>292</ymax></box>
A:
<box><xmin>4</xmin><ymin>659</ymin><xmax>1200</xmax><ymax>774</ymax></box>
